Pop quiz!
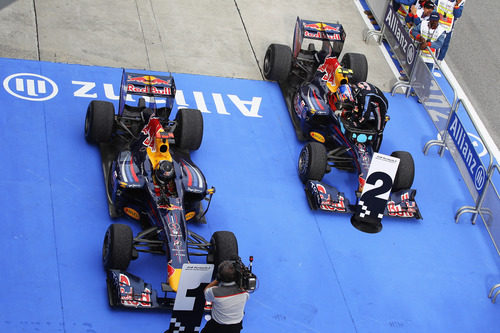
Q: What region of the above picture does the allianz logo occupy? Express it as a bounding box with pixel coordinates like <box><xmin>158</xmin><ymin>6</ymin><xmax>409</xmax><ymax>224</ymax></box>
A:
<box><xmin>2</xmin><ymin>72</ymin><xmax>263</xmax><ymax>118</ymax></box>
<box><xmin>3</xmin><ymin>73</ymin><xmax>58</xmax><ymax>101</ymax></box>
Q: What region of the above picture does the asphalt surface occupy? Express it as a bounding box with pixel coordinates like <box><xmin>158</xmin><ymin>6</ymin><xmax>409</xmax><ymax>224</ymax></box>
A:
<box><xmin>445</xmin><ymin>0</ymin><xmax>500</xmax><ymax>150</ymax></box>
<box><xmin>0</xmin><ymin>0</ymin><xmax>497</xmax><ymax>152</ymax></box>
<box><xmin>0</xmin><ymin>0</ymin><xmax>395</xmax><ymax>87</ymax></box>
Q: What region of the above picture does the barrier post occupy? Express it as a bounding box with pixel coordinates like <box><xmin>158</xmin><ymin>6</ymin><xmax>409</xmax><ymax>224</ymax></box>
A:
<box><xmin>455</xmin><ymin>163</ymin><xmax>496</xmax><ymax>224</ymax></box>
<box><xmin>488</xmin><ymin>283</ymin><xmax>500</xmax><ymax>303</ymax></box>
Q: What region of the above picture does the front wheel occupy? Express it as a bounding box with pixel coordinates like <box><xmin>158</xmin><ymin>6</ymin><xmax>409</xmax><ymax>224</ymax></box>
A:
<box><xmin>102</xmin><ymin>223</ymin><xmax>133</xmax><ymax>271</ymax></box>
<box><xmin>391</xmin><ymin>151</ymin><xmax>415</xmax><ymax>192</ymax></box>
<box><xmin>208</xmin><ymin>231</ymin><xmax>239</xmax><ymax>269</ymax></box>
<box><xmin>298</xmin><ymin>142</ymin><xmax>327</xmax><ymax>184</ymax></box>
<box><xmin>263</xmin><ymin>44</ymin><xmax>292</xmax><ymax>82</ymax></box>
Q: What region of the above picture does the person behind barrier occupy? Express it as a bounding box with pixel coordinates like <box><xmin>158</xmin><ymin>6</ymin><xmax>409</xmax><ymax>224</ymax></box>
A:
<box><xmin>406</xmin><ymin>1</ymin><xmax>435</xmax><ymax>28</ymax></box>
<box><xmin>411</xmin><ymin>12</ymin><xmax>446</xmax><ymax>69</ymax></box>
<box><xmin>201</xmin><ymin>261</ymin><xmax>250</xmax><ymax>333</ymax></box>
<box><xmin>392</xmin><ymin>0</ymin><xmax>417</xmax><ymax>21</ymax></box>
<box><xmin>436</xmin><ymin>0</ymin><xmax>466</xmax><ymax>62</ymax></box>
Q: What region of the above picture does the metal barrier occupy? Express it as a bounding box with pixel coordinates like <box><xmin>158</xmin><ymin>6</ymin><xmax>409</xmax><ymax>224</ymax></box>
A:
<box><xmin>477</xmin><ymin>165</ymin><xmax>500</xmax><ymax>253</ymax></box>
<box><xmin>363</xmin><ymin>0</ymin><xmax>390</xmax><ymax>43</ymax></box>
<box><xmin>365</xmin><ymin>0</ymin><xmax>391</xmax><ymax>24</ymax></box>
<box><xmin>362</xmin><ymin>0</ymin><xmax>500</xmax><ymax>299</ymax></box>
<box><xmin>488</xmin><ymin>283</ymin><xmax>500</xmax><ymax>304</ymax></box>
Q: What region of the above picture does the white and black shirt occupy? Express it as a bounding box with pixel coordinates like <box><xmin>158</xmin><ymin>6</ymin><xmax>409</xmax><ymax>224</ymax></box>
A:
<box><xmin>204</xmin><ymin>282</ymin><xmax>249</xmax><ymax>325</ymax></box>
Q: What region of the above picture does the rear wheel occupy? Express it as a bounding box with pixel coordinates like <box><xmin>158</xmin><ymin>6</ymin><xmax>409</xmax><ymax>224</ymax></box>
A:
<box><xmin>341</xmin><ymin>53</ymin><xmax>368</xmax><ymax>84</ymax></box>
<box><xmin>208</xmin><ymin>231</ymin><xmax>239</xmax><ymax>269</ymax></box>
<box><xmin>102</xmin><ymin>223</ymin><xmax>133</xmax><ymax>271</ymax></box>
<box><xmin>174</xmin><ymin>108</ymin><xmax>203</xmax><ymax>151</ymax></box>
<box><xmin>391</xmin><ymin>151</ymin><xmax>415</xmax><ymax>191</ymax></box>
<box><xmin>263</xmin><ymin>44</ymin><xmax>292</xmax><ymax>82</ymax></box>
<box><xmin>298</xmin><ymin>142</ymin><xmax>327</xmax><ymax>184</ymax></box>
<box><xmin>85</xmin><ymin>100</ymin><xmax>114</xmax><ymax>143</ymax></box>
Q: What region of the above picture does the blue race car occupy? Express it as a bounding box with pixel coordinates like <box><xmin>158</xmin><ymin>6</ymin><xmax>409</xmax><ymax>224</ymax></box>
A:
<box><xmin>85</xmin><ymin>71</ymin><xmax>256</xmax><ymax>331</ymax></box>
<box><xmin>263</xmin><ymin>18</ymin><xmax>421</xmax><ymax>232</ymax></box>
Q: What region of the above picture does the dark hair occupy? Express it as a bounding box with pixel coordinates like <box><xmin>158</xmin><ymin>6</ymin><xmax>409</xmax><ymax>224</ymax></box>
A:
<box><xmin>218</xmin><ymin>261</ymin><xmax>237</xmax><ymax>282</ymax></box>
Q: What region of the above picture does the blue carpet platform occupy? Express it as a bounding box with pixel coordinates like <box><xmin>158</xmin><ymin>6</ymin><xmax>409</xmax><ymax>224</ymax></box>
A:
<box><xmin>0</xmin><ymin>58</ymin><xmax>498</xmax><ymax>332</ymax></box>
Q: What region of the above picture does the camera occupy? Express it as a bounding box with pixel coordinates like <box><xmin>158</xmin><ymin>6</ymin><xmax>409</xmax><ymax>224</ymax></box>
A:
<box><xmin>233</xmin><ymin>256</ymin><xmax>257</xmax><ymax>292</ymax></box>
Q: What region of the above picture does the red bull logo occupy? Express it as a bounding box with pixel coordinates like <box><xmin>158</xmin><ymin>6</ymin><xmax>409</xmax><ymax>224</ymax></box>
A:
<box><xmin>127</xmin><ymin>74</ymin><xmax>173</xmax><ymax>96</ymax></box>
<box><xmin>119</xmin><ymin>274</ymin><xmax>152</xmax><ymax>308</ymax></box>
<box><xmin>316</xmin><ymin>183</ymin><xmax>347</xmax><ymax>212</ymax></box>
<box><xmin>304</xmin><ymin>22</ymin><xmax>322</xmax><ymax>30</ymax></box>
<box><xmin>128</xmin><ymin>75</ymin><xmax>149</xmax><ymax>83</ymax></box>
<box><xmin>150</xmin><ymin>77</ymin><xmax>171</xmax><ymax>85</ymax></box>
<box><xmin>127</xmin><ymin>84</ymin><xmax>172</xmax><ymax>96</ymax></box>
<box><xmin>303</xmin><ymin>21</ymin><xmax>342</xmax><ymax>41</ymax></box>
<box><xmin>127</xmin><ymin>75</ymin><xmax>171</xmax><ymax>86</ymax></box>
<box><xmin>303</xmin><ymin>22</ymin><xmax>340</xmax><ymax>32</ymax></box>
<box><xmin>317</xmin><ymin>57</ymin><xmax>341</xmax><ymax>87</ymax></box>
<box><xmin>167</xmin><ymin>264</ymin><xmax>175</xmax><ymax>278</ymax></box>
<box><xmin>141</xmin><ymin>117</ymin><xmax>163</xmax><ymax>150</ymax></box>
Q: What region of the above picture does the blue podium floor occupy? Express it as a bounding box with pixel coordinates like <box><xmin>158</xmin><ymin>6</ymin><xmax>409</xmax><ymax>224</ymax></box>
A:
<box><xmin>0</xmin><ymin>58</ymin><xmax>498</xmax><ymax>332</ymax></box>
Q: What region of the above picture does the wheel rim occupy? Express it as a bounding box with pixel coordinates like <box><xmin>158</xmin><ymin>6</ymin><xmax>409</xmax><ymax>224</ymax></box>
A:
<box><xmin>298</xmin><ymin>147</ymin><xmax>310</xmax><ymax>177</ymax></box>
<box><xmin>102</xmin><ymin>230</ymin><xmax>111</xmax><ymax>263</ymax></box>
<box><xmin>210</xmin><ymin>236</ymin><xmax>217</xmax><ymax>265</ymax></box>
<box><xmin>263</xmin><ymin>49</ymin><xmax>272</xmax><ymax>76</ymax></box>
<box><xmin>84</xmin><ymin>108</ymin><xmax>91</xmax><ymax>136</ymax></box>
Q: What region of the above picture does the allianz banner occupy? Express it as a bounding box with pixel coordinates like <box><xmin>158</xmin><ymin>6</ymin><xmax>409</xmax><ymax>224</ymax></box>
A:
<box><xmin>383</xmin><ymin>4</ymin><xmax>418</xmax><ymax>74</ymax></box>
<box><xmin>447</xmin><ymin>112</ymin><xmax>487</xmax><ymax>196</ymax></box>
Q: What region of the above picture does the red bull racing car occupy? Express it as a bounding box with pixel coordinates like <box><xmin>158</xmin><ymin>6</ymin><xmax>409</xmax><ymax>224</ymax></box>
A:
<box><xmin>263</xmin><ymin>17</ymin><xmax>421</xmax><ymax>232</ymax></box>
<box><xmin>85</xmin><ymin>71</ymin><xmax>256</xmax><ymax>331</ymax></box>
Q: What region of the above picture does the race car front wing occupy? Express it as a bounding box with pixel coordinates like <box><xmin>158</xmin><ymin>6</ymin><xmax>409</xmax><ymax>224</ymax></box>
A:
<box><xmin>106</xmin><ymin>264</ymin><xmax>214</xmax><ymax>333</ymax></box>
<box><xmin>305</xmin><ymin>180</ymin><xmax>422</xmax><ymax>219</ymax></box>
<box><xmin>106</xmin><ymin>270</ymin><xmax>174</xmax><ymax>309</ymax></box>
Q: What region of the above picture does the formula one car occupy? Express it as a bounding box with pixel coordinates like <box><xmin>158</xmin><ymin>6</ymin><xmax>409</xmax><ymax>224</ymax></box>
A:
<box><xmin>85</xmin><ymin>71</ymin><xmax>256</xmax><ymax>332</ymax></box>
<box><xmin>263</xmin><ymin>18</ymin><xmax>421</xmax><ymax>232</ymax></box>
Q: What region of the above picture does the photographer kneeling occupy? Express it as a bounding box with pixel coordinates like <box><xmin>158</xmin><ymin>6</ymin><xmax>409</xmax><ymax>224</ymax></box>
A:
<box><xmin>201</xmin><ymin>260</ymin><xmax>250</xmax><ymax>333</ymax></box>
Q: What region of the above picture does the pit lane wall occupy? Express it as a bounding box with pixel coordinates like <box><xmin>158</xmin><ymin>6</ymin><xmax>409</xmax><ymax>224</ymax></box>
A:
<box><xmin>363</xmin><ymin>0</ymin><xmax>500</xmax><ymax>265</ymax></box>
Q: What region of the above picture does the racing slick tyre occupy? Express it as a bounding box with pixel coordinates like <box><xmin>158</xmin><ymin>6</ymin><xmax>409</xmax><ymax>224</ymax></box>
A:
<box><xmin>208</xmin><ymin>231</ymin><xmax>239</xmax><ymax>269</ymax></box>
<box><xmin>85</xmin><ymin>100</ymin><xmax>115</xmax><ymax>143</ymax></box>
<box><xmin>340</xmin><ymin>53</ymin><xmax>368</xmax><ymax>84</ymax></box>
<box><xmin>263</xmin><ymin>44</ymin><xmax>292</xmax><ymax>82</ymax></box>
<box><xmin>174</xmin><ymin>108</ymin><xmax>203</xmax><ymax>151</ymax></box>
<box><xmin>298</xmin><ymin>142</ymin><xmax>327</xmax><ymax>184</ymax></box>
<box><xmin>102</xmin><ymin>223</ymin><xmax>133</xmax><ymax>271</ymax></box>
<box><xmin>391</xmin><ymin>151</ymin><xmax>415</xmax><ymax>192</ymax></box>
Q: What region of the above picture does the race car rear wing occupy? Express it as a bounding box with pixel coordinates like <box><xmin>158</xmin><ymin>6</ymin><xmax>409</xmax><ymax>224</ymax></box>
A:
<box><xmin>118</xmin><ymin>70</ymin><xmax>176</xmax><ymax>115</ymax></box>
<box><xmin>292</xmin><ymin>17</ymin><xmax>346</xmax><ymax>58</ymax></box>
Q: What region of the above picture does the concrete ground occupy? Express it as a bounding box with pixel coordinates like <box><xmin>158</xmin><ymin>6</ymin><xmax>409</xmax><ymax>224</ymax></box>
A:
<box><xmin>0</xmin><ymin>0</ymin><xmax>395</xmax><ymax>90</ymax></box>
